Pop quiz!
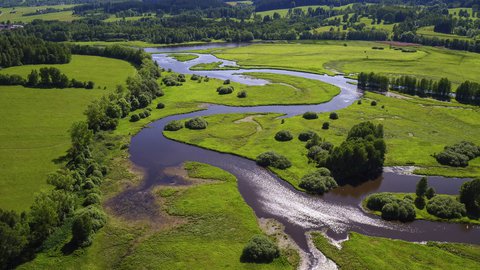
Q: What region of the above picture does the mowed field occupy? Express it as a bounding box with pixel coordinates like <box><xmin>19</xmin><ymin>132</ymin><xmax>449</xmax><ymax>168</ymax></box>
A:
<box><xmin>0</xmin><ymin>5</ymin><xmax>79</xmax><ymax>22</ymax></box>
<box><xmin>0</xmin><ymin>55</ymin><xmax>136</xmax><ymax>211</ymax></box>
<box><xmin>165</xmin><ymin>92</ymin><xmax>480</xmax><ymax>188</ymax></box>
<box><xmin>210</xmin><ymin>41</ymin><xmax>480</xmax><ymax>87</ymax></box>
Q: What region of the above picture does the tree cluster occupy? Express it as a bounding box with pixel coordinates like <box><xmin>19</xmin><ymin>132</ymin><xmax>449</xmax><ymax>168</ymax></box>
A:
<box><xmin>326</xmin><ymin>122</ymin><xmax>386</xmax><ymax>184</ymax></box>
<box><xmin>299</xmin><ymin>167</ymin><xmax>338</xmax><ymax>195</ymax></box>
<box><xmin>456</xmin><ymin>81</ymin><xmax>480</xmax><ymax>105</ymax></box>
<box><xmin>434</xmin><ymin>141</ymin><xmax>480</xmax><ymax>167</ymax></box>
<box><xmin>365</xmin><ymin>192</ymin><xmax>416</xmax><ymax>222</ymax></box>
<box><xmin>240</xmin><ymin>235</ymin><xmax>279</xmax><ymax>263</ymax></box>
<box><xmin>0</xmin><ymin>67</ymin><xmax>95</xmax><ymax>89</ymax></box>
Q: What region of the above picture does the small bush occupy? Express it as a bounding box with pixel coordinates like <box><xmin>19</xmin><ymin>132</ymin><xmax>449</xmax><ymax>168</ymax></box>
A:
<box><xmin>129</xmin><ymin>114</ymin><xmax>140</xmax><ymax>122</ymax></box>
<box><xmin>185</xmin><ymin>117</ymin><xmax>208</xmax><ymax>130</ymax></box>
<box><xmin>237</xmin><ymin>90</ymin><xmax>247</xmax><ymax>98</ymax></box>
<box><xmin>256</xmin><ymin>152</ymin><xmax>291</xmax><ymax>169</ymax></box>
<box><xmin>241</xmin><ymin>235</ymin><xmax>279</xmax><ymax>263</ymax></box>
<box><xmin>371</xmin><ymin>100</ymin><xmax>377</xmax><ymax>106</ymax></box>
<box><xmin>217</xmin><ymin>85</ymin><xmax>234</xmax><ymax>95</ymax></box>
<box><xmin>426</xmin><ymin>187</ymin><xmax>436</xmax><ymax>199</ymax></box>
<box><xmin>366</xmin><ymin>193</ymin><xmax>397</xmax><ymax>211</ymax></box>
<box><xmin>426</xmin><ymin>196</ymin><xmax>466</xmax><ymax>219</ymax></box>
<box><xmin>164</xmin><ymin>120</ymin><xmax>183</xmax><ymax>131</ymax></box>
<box><xmin>191</xmin><ymin>74</ymin><xmax>200</xmax><ymax>80</ymax></box>
<box><xmin>302</xmin><ymin>111</ymin><xmax>318</xmax><ymax>120</ymax></box>
<box><xmin>156</xmin><ymin>103</ymin><xmax>165</xmax><ymax>109</ymax></box>
<box><xmin>274</xmin><ymin>130</ymin><xmax>293</xmax><ymax>142</ymax></box>
<box><xmin>139</xmin><ymin>112</ymin><xmax>146</xmax><ymax>119</ymax></box>
<box><xmin>322</xmin><ymin>122</ymin><xmax>330</xmax><ymax>130</ymax></box>
<box><xmin>299</xmin><ymin>168</ymin><xmax>337</xmax><ymax>194</ymax></box>
<box><xmin>223</xmin><ymin>79</ymin><xmax>231</xmax><ymax>85</ymax></box>
<box><xmin>329</xmin><ymin>112</ymin><xmax>338</xmax><ymax>120</ymax></box>
<box><xmin>435</xmin><ymin>141</ymin><xmax>480</xmax><ymax>167</ymax></box>
<box><xmin>414</xmin><ymin>196</ymin><xmax>426</xmax><ymax>209</ymax></box>
<box><xmin>83</xmin><ymin>193</ymin><xmax>101</xmax><ymax>206</ymax></box>
<box><xmin>298</xmin><ymin>131</ymin><xmax>316</xmax><ymax>142</ymax></box>
<box><xmin>357</xmin><ymin>100</ymin><xmax>362</xmax><ymax>105</ymax></box>
<box><xmin>71</xmin><ymin>214</ymin><xmax>93</xmax><ymax>247</ymax></box>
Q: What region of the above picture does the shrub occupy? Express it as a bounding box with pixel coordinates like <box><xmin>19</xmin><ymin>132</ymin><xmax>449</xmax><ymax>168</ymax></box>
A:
<box><xmin>155</xmin><ymin>89</ymin><xmax>164</xmax><ymax>97</ymax></box>
<box><xmin>307</xmin><ymin>146</ymin><xmax>329</xmax><ymax>166</ymax></box>
<box><xmin>371</xmin><ymin>100</ymin><xmax>377</xmax><ymax>106</ymax></box>
<box><xmin>71</xmin><ymin>214</ymin><xmax>93</xmax><ymax>247</ymax></box>
<box><xmin>83</xmin><ymin>193</ymin><xmax>101</xmax><ymax>206</ymax></box>
<box><xmin>156</xmin><ymin>103</ymin><xmax>165</xmax><ymax>109</ymax></box>
<box><xmin>366</xmin><ymin>193</ymin><xmax>397</xmax><ymax>211</ymax></box>
<box><xmin>191</xmin><ymin>74</ymin><xmax>200</xmax><ymax>80</ymax></box>
<box><xmin>75</xmin><ymin>206</ymin><xmax>107</xmax><ymax>232</ymax></box>
<box><xmin>435</xmin><ymin>141</ymin><xmax>480</xmax><ymax>167</ymax></box>
<box><xmin>240</xmin><ymin>235</ymin><xmax>279</xmax><ymax>263</ymax></box>
<box><xmin>164</xmin><ymin>120</ymin><xmax>183</xmax><ymax>131</ymax></box>
<box><xmin>217</xmin><ymin>85</ymin><xmax>234</xmax><ymax>95</ymax></box>
<box><xmin>426</xmin><ymin>187</ymin><xmax>436</xmax><ymax>199</ymax></box>
<box><xmin>223</xmin><ymin>79</ymin><xmax>231</xmax><ymax>85</ymax></box>
<box><xmin>329</xmin><ymin>112</ymin><xmax>338</xmax><ymax>120</ymax></box>
<box><xmin>302</xmin><ymin>111</ymin><xmax>318</xmax><ymax>119</ymax></box>
<box><xmin>237</xmin><ymin>90</ymin><xmax>247</xmax><ymax>98</ymax></box>
<box><xmin>256</xmin><ymin>152</ymin><xmax>291</xmax><ymax>169</ymax></box>
<box><xmin>130</xmin><ymin>114</ymin><xmax>140</xmax><ymax>122</ymax></box>
<box><xmin>274</xmin><ymin>130</ymin><xmax>293</xmax><ymax>141</ymax></box>
<box><xmin>381</xmin><ymin>200</ymin><xmax>416</xmax><ymax>222</ymax></box>
<box><xmin>143</xmin><ymin>110</ymin><xmax>151</xmax><ymax>117</ymax></box>
<box><xmin>305</xmin><ymin>134</ymin><xmax>322</xmax><ymax>149</ymax></box>
<box><xmin>414</xmin><ymin>196</ymin><xmax>426</xmax><ymax>209</ymax></box>
<box><xmin>298</xmin><ymin>131</ymin><xmax>316</xmax><ymax>142</ymax></box>
<box><xmin>139</xmin><ymin>112</ymin><xmax>146</xmax><ymax>119</ymax></box>
<box><xmin>299</xmin><ymin>168</ymin><xmax>337</xmax><ymax>194</ymax></box>
<box><xmin>426</xmin><ymin>196</ymin><xmax>466</xmax><ymax>219</ymax></box>
<box><xmin>357</xmin><ymin>100</ymin><xmax>362</xmax><ymax>105</ymax></box>
<box><xmin>185</xmin><ymin>117</ymin><xmax>208</xmax><ymax>130</ymax></box>
<box><xmin>459</xmin><ymin>179</ymin><xmax>480</xmax><ymax>215</ymax></box>
<box><xmin>322</xmin><ymin>122</ymin><xmax>330</xmax><ymax>130</ymax></box>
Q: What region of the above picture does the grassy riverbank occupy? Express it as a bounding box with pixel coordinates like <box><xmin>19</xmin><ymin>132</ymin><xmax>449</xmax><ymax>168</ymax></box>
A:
<box><xmin>312</xmin><ymin>232</ymin><xmax>480</xmax><ymax>270</ymax></box>
<box><xmin>161</xmin><ymin>72</ymin><xmax>340</xmax><ymax>106</ymax></box>
<box><xmin>0</xmin><ymin>55</ymin><xmax>136</xmax><ymax>211</ymax></box>
<box><xmin>362</xmin><ymin>193</ymin><xmax>480</xmax><ymax>225</ymax></box>
<box><xmin>208</xmin><ymin>41</ymin><xmax>480</xmax><ymax>87</ymax></box>
<box><xmin>164</xmin><ymin>92</ymin><xmax>480</xmax><ymax>188</ymax></box>
<box><xmin>169</xmin><ymin>53</ymin><xmax>199</xmax><ymax>62</ymax></box>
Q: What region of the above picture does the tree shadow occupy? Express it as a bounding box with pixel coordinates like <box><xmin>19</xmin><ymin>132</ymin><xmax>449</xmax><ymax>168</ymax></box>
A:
<box><xmin>61</xmin><ymin>239</ymin><xmax>78</xmax><ymax>255</ymax></box>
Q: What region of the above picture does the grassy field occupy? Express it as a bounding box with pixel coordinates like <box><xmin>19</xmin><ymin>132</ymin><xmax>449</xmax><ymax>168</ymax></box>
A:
<box><xmin>312</xmin><ymin>232</ymin><xmax>480</xmax><ymax>270</ymax></box>
<box><xmin>169</xmin><ymin>53</ymin><xmax>199</xmax><ymax>62</ymax></box>
<box><xmin>362</xmin><ymin>193</ymin><xmax>480</xmax><ymax>225</ymax></box>
<box><xmin>165</xmin><ymin>92</ymin><xmax>480</xmax><ymax>189</ymax></box>
<box><xmin>417</xmin><ymin>26</ymin><xmax>473</xmax><ymax>41</ymax></box>
<box><xmin>209</xmin><ymin>41</ymin><xmax>480</xmax><ymax>87</ymax></box>
<box><xmin>160</xmin><ymin>72</ymin><xmax>340</xmax><ymax>106</ymax></box>
<box><xmin>0</xmin><ymin>55</ymin><xmax>136</xmax><ymax>211</ymax></box>
<box><xmin>0</xmin><ymin>5</ymin><xmax>79</xmax><ymax>22</ymax></box>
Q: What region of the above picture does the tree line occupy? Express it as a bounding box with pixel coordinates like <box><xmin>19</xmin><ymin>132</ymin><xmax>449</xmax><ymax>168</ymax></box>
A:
<box><xmin>0</xmin><ymin>44</ymin><xmax>163</xmax><ymax>268</ymax></box>
<box><xmin>0</xmin><ymin>32</ymin><xmax>71</xmax><ymax>68</ymax></box>
<box><xmin>0</xmin><ymin>67</ymin><xmax>94</xmax><ymax>89</ymax></box>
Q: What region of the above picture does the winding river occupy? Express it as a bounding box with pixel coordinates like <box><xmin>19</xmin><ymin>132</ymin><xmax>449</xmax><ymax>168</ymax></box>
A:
<box><xmin>111</xmin><ymin>44</ymin><xmax>480</xmax><ymax>269</ymax></box>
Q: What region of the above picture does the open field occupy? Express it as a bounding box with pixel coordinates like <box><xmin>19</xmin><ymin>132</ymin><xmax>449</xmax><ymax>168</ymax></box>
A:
<box><xmin>0</xmin><ymin>5</ymin><xmax>79</xmax><ymax>22</ymax></box>
<box><xmin>313</xmin><ymin>232</ymin><xmax>480</xmax><ymax>270</ymax></box>
<box><xmin>165</xmin><ymin>92</ymin><xmax>480</xmax><ymax>188</ymax></box>
<box><xmin>160</xmin><ymin>72</ymin><xmax>340</xmax><ymax>106</ymax></box>
<box><xmin>169</xmin><ymin>53</ymin><xmax>199</xmax><ymax>62</ymax></box>
<box><xmin>417</xmin><ymin>26</ymin><xmax>473</xmax><ymax>41</ymax></box>
<box><xmin>362</xmin><ymin>193</ymin><xmax>480</xmax><ymax>225</ymax></box>
<box><xmin>0</xmin><ymin>55</ymin><xmax>136</xmax><ymax>211</ymax></box>
<box><xmin>209</xmin><ymin>41</ymin><xmax>480</xmax><ymax>87</ymax></box>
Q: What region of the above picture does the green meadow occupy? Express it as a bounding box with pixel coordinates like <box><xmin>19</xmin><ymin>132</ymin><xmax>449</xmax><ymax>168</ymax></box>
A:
<box><xmin>169</xmin><ymin>53</ymin><xmax>199</xmax><ymax>62</ymax></box>
<box><xmin>165</xmin><ymin>92</ymin><xmax>480</xmax><ymax>189</ymax></box>
<box><xmin>313</xmin><ymin>232</ymin><xmax>480</xmax><ymax>270</ymax></box>
<box><xmin>0</xmin><ymin>5</ymin><xmax>79</xmax><ymax>22</ymax></box>
<box><xmin>0</xmin><ymin>55</ymin><xmax>136</xmax><ymax>211</ymax></box>
<box><xmin>210</xmin><ymin>41</ymin><xmax>480</xmax><ymax>86</ymax></box>
<box><xmin>160</xmin><ymin>72</ymin><xmax>340</xmax><ymax>106</ymax></box>
<box><xmin>417</xmin><ymin>26</ymin><xmax>473</xmax><ymax>41</ymax></box>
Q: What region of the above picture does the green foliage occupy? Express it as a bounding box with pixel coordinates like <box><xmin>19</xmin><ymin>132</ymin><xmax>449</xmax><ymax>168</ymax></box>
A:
<box><xmin>302</xmin><ymin>111</ymin><xmax>318</xmax><ymax>119</ymax></box>
<box><xmin>185</xmin><ymin>117</ymin><xmax>208</xmax><ymax>130</ymax></box>
<box><xmin>0</xmin><ymin>209</ymin><xmax>29</xmax><ymax>269</ymax></box>
<box><xmin>129</xmin><ymin>114</ymin><xmax>140</xmax><ymax>122</ymax></box>
<box><xmin>435</xmin><ymin>141</ymin><xmax>480</xmax><ymax>167</ymax></box>
<box><xmin>416</xmin><ymin>177</ymin><xmax>428</xmax><ymax>197</ymax></box>
<box><xmin>381</xmin><ymin>200</ymin><xmax>416</xmax><ymax>222</ymax></box>
<box><xmin>426</xmin><ymin>196</ymin><xmax>466</xmax><ymax>219</ymax></box>
<box><xmin>217</xmin><ymin>85</ymin><xmax>234</xmax><ymax>95</ymax></box>
<box><xmin>366</xmin><ymin>193</ymin><xmax>398</xmax><ymax>211</ymax></box>
<box><xmin>329</xmin><ymin>112</ymin><xmax>338</xmax><ymax>120</ymax></box>
<box><xmin>371</xmin><ymin>100</ymin><xmax>377</xmax><ymax>106</ymax></box>
<box><xmin>298</xmin><ymin>131</ymin><xmax>316</xmax><ymax>142</ymax></box>
<box><xmin>460</xmin><ymin>178</ymin><xmax>480</xmax><ymax>215</ymax></box>
<box><xmin>156</xmin><ymin>102</ymin><xmax>165</xmax><ymax>109</ymax></box>
<box><xmin>299</xmin><ymin>168</ymin><xmax>337</xmax><ymax>194</ymax></box>
<box><xmin>322</xmin><ymin>122</ymin><xmax>329</xmax><ymax>129</ymax></box>
<box><xmin>237</xmin><ymin>90</ymin><xmax>247</xmax><ymax>98</ymax></box>
<box><xmin>426</xmin><ymin>187</ymin><xmax>436</xmax><ymax>199</ymax></box>
<box><xmin>240</xmin><ymin>235</ymin><xmax>280</xmax><ymax>263</ymax></box>
<box><xmin>71</xmin><ymin>213</ymin><xmax>93</xmax><ymax>247</ymax></box>
<box><xmin>164</xmin><ymin>120</ymin><xmax>184</xmax><ymax>131</ymax></box>
<box><xmin>256</xmin><ymin>151</ymin><xmax>291</xmax><ymax>169</ymax></box>
<box><xmin>274</xmin><ymin>130</ymin><xmax>293</xmax><ymax>141</ymax></box>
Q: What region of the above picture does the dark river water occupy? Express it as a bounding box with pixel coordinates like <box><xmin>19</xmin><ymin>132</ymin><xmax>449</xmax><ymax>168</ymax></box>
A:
<box><xmin>110</xmin><ymin>44</ymin><xmax>480</xmax><ymax>269</ymax></box>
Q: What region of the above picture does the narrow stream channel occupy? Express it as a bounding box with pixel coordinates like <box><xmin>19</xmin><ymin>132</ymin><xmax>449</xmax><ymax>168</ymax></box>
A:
<box><xmin>110</xmin><ymin>44</ymin><xmax>480</xmax><ymax>270</ymax></box>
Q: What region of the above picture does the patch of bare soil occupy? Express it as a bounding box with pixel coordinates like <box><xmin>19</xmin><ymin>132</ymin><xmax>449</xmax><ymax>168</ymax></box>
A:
<box><xmin>234</xmin><ymin>115</ymin><xmax>264</xmax><ymax>131</ymax></box>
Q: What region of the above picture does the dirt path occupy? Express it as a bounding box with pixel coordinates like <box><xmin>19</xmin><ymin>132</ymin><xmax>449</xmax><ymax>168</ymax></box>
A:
<box><xmin>234</xmin><ymin>115</ymin><xmax>264</xmax><ymax>132</ymax></box>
